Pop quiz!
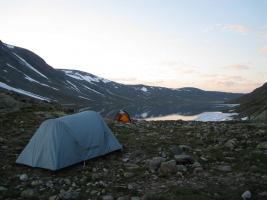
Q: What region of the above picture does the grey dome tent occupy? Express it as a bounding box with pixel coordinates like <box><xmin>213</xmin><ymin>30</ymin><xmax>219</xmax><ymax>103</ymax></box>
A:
<box><xmin>16</xmin><ymin>111</ymin><xmax>122</xmax><ymax>170</ymax></box>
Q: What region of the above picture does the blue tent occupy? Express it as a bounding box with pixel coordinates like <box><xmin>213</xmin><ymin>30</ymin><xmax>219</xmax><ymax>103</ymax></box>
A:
<box><xmin>16</xmin><ymin>111</ymin><xmax>122</xmax><ymax>170</ymax></box>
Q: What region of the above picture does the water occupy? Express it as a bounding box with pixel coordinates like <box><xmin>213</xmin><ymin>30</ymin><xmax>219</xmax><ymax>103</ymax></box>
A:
<box><xmin>145</xmin><ymin>111</ymin><xmax>238</xmax><ymax>122</ymax></box>
<box><xmin>101</xmin><ymin>103</ymin><xmax>239</xmax><ymax>121</ymax></box>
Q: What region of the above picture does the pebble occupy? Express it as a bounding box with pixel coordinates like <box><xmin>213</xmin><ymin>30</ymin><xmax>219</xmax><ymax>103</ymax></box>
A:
<box><xmin>174</xmin><ymin>154</ymin><xmax>194</xmax><ymax>165</ymax></box>
<box><xmin>194</xmin><ymin>167</ymin><xmax>204</xmax><ymax>174</ymax></box>
<box><xmin>148</xmin><ymin>157</ymin><xmax>166</xmax><ymax>171</ymax></box>
<box><xmin>0</xmin><ymin>186</ymin><xmax>7</xmax><ymax>191</ymax></box>
<box><xmin>159</xmin><ymin>160</ymin><xmax>177</xmax><ymax>176</ymax></box>
<box><xmin>258</xmin><ymin>191</ymin><xmax>267</xmax><ymax>196</ymax></box>
<box><xmin>117</xmin><ymin>196</ymin><xmax>129</xmax><ymax>200</ymax></box>
<box><xmin>31</xmin><ymin>180</ymin><xmax>43</xmax><ymax>186</ymax></box>
<box><xmin>192</xmin><ymin>161</ymin><xmax>201</xmax><ymax>168</ymax></box>
<box><xmin>224</xmin><ymin>139</ymin><xmax>236</xmax><ymax>149</ymax></box>
<box><xmin>216</xmin><ymin>165</ymin><xmax>232</xmax><ymax>172</ymax></box>
<box><xmin>169</xmin><ymin>145</ymin><xmax>183</xmax><ymax>156</ymax></box>
<box><xmin>20</xmin><ymin>189</ymin><xmax>37</xmax><ymax>198</ymax></box>
<box><xmin>257</xmin><ymin>141</ymin><xmax>267</xmax><ymax>149</ymax></box>
<box><xmin>46</xmin><ymin>180</ymin><xmax>54</xmax><ymax>188</ymax></box>
<box><xmin>128</xmin><ymin>184</ymin><xmax>134</xmax><ymax>190</ymax></box>
<box><xmin>102</xmin><ymin>195</ymin><xmax>114</xmax><ymax>200</ymax></box>
<box><xmin>241</xmin><ymin>190</ymin><xmax>251</xmax><ymax>200</ymax></box>
<box><xmin>176</xmin><ymin>165</ymin><xmax>187</xmax><ymax>172</ymax></box>
<box><xmin>131</xmin><ymin>197</ymin><xmax>140</xmax><ymax>200</ymax></box>
<box><xmin>59</xmin><ymin>189</ymin><xmax>79</xmax><ymax>199</ymax></box>
<box><xmin>19</xmin><ymin>174</ymin><xmax>28</xmax><ymax>181</ymax></box>
<box><xmin>49</xmin><ymin>195</ymin><xmax>58</xmax><ymax>200</ymax></box>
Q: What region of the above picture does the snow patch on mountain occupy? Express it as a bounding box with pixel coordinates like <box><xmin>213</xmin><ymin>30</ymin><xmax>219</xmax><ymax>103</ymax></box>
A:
<box><xmin>83</xmin><ymin>85</ymin><xmax>104</xmax><ymax>96</ymax></box>
<box><xmin>25</xmin><ymin>76</ymin><xmax>58</xmax><ymax>90</ymax></box>
<box><xmin>78</xmin><ymin>96</ymin><xmax>92</xmax><ymax>101</ymax></box>
<box><xmin>140</xmin><ymin>112</ymin><xmax>148</xmax><ymax>118</ymax></box>
<box><xmin>63</xmin><ymin>70</ymin><xmax>111</xmax><ymax>84</ymax></box>
<box><xmin>66</xmin><ymin>81</ymin><xmax>81</xmax><ymax>92</ymax></box>
<box><xmin>0</xmin><ymin>82</ymin><xmax>51</xmax><ymax>101</ymax></box>
<box><xmin>6</xmin><ymin>63</ymin><xmax>22</xmax><ymax>73</ymax></box>
<box><xmin>12</xmin><ymin>53</ymin><xmax>48</xmax><ymax>79</ymax></box>
<box><xmin>4</xmin><ymin>43</ymin><xmax>15</xmax><ymax>49</ymax></box>
<box><xmin>140</xmin><ymin>87</ymin><xmax>148</xmax><ymax>92</ymax></box>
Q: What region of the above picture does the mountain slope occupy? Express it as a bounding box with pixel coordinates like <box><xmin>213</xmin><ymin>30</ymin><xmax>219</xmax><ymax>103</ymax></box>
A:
<box><xmin>0</xmin><ymin>40</ymin><xmax>243</xmax><ymax>117</ymax></box>
<box><xmin>233</xmin><ymin>82</ymin><xmax>267</xmax><ymax>121</ymax></box>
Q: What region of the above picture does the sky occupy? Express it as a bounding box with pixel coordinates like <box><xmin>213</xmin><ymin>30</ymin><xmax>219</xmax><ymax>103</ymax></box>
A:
<box><xmin>1</xmin><ymin>0</ymin><xmax>267</xmax><ymax>93</ymax></box>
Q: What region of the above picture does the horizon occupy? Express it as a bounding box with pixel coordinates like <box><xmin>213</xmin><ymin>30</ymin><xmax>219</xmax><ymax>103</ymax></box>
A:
<box><xmin>1</xmin><ymin>0</ymin><xmax>266</xmax><ymax>93</ymax></box>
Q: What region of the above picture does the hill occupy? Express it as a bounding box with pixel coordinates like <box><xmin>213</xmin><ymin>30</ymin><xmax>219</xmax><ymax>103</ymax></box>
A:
<box><xmin>0</xmin><ymin>40</ymin><xmax>242</xmax><ymax>117</ymax></box>
<box><xmin>233</xmin><ymin>82</ymin><xmax>267</xmax><ymax>121</ymax></box>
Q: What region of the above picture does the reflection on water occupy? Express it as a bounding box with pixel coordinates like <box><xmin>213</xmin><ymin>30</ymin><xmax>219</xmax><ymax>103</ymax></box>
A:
<box><xmin>145</xmin><ymin>114</ymin><xmax>197</xmax><ymax>121</ymax></box>
<box><xmin>145</xmin><ymin>112</ymin><xmax>238</xmax><ymax>122</ymax></box>
<box><xmin>100</xmin><ymin>103</ymin><xmax>239</xmax><ymax>121</ymax></box>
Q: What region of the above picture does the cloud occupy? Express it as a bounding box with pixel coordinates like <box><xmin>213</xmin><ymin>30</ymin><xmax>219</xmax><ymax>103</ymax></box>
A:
<box><xmin>197</xmin><ymin>74</ymin><xmax>261</xmax><ymax>93</ymax></box>
<box><xmin>260</xmin><ymin>47</ymin><xmax>267</xmax><ymax>56</ymax></box>
<box><xmin>228</xmin><ymin>64</ymin><xmax>250</xmax><ymax>70</ymax></box>
<box><xmin>222</xmin><ymin>24</ymin><xmax>249</xmax><ymax>33</ymax></box>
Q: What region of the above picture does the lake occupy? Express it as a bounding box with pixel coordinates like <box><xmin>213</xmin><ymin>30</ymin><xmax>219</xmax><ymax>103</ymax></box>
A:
<box><xmin>101</xmin><ymin>103</ymin><xmax>240</xmax><ymax>122</ymax></box>
<box><xmin>130</xmin><ymin>103</ymin><xmax>239</xmax><ymax>122</ymax></box>
<box><xmin>144</xmin><ymin>111</ymin><xmax>238</xmax><ymax>121</ymax></box>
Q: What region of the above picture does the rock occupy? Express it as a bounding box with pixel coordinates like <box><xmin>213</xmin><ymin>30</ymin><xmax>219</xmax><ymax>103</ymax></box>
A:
<box><xmin>124</xmin><ymin>172</ymin><xmax>135</xmax><ymax>178</ymax></box>
<box><xmin>169</xmin><ymin>145</ymin><xmax>183</xmax><ymax>156</ymax></box>
<box><xmin>19</xmin><ymin>174</ymin><xmax>28</xmax><ymax>181</ymax></box>
<box><xmin>176</xmin><ymin>165</ymin><xmax>187</xmax><ymax>172</ymax></box>
<box><xmin>259</xmin><ymin>191</ymin><xmax>267</xmax><ymax>196</ymax></box>
<box><xmin>122</xmin><ymin>158</ymin><xmax>129</xmax><ymax>162</ymax></box>
<box><xmin>0</xmin><ymin>186</ymin><xmax>7</xmax><ymax>191</ymax></box>
<box><xmin>130</xmin><ymin>197</ymin><xmax>140</xmax><ymax>200</ymax></box>
<box><xmin>117</xmin><ymin>196</ymin><xmax>129</xmax><ymax>200</ymax></box>
<box><xmin>249</xmin><ymin>165</ymin><xmax>259</xmax><ymax>172</ymax></box>
<box><xmin>49</xmin><ymin>195</ymin><xmax>58</xmax><ymax>200</ymax></box>
<box><xmin>59</xmin><ymin>189</ymin><xmax>79</xmax><ymax>199</ymax></box>
<box><xmin>31</xmin><ymin>180</ymin><xmax>43</xmax><ymax>186</ymax></box>
<box><xmin>194</xmin><ymin>167</ymin><xmax>203</xmax><ymax>174</ymax></box>
<box><xmin>174</xmin><ymin>154</ymin><xmax>194</xmax><ymax>165</ymax></box>
<box><xmin>21</xmin><ymin>189</ymin><xmax>38</xmax><ymax>198</ymax></box>
<box><xmin>241</xmin><ymin>190</ymin><xmax>251</xmax><ymax>199</ymax></box>
<box><xmin>0</xmin><ymin>137</ymin><xmax>5</xmax><ymax>143</ymax></box>
<box><xmin>216</xmin><ymin>165</ymin><xmax>232</xmax><ymax>172</ymax></box>
<box><xmin>257</xmin><ymin>141</ymin><xmax>267</xmax><ymax>149</ymax></box>
<box><xmin>224</xmin><ymin>139</ymin><xmax>236</xmax><ymax>149</ymax></box>
<box><xmin>148</xmin><ymin>157</ymin><xmax>166</xmax><ymax>171</ymax></box>
<box><xmin>128</xmin><ymin>184</ymin><xmax>134</xmax><ymax>190</ymax></box>
<box><xmin>102</xmin><ymin>195</ymin><xmax>114</xmax><ymax>200</ymax></box>
<box><xmin>179</xmin><ymin>145</ymin><xmax>192</xmax><ymax>151</ymax></box>
<box><xmin>124</xmin><ymin>163</ymin><xmax>140</xmax><ymax>170</ymax></box>
<box><xmin>159</xmin><ymin>160</ymin><xmax>177</xmax><ymax>176</ymax></box>
<box><xmin>46</xmin><ymin>180</ymin><xmax>54</xmax><ymax>188</ymax></box>
<box><xmin>192</xmin><ymin>161</ymin><xmax>201</xmax><ymax>168</ymax></box>
<box><xmin>90</xmin><ymin>190</ymin><xmax>98</xmax><ymax>195</ymax></box>
<box><xmin>64</xmin><ymin>178</ymin><xmax>71</xmax><ymax>185</ymax></box>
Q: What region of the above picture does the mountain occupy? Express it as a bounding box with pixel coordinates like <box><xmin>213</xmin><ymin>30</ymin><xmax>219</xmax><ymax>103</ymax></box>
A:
<box><xmin>232</xmin><ymin>82</ymin><xmax>267</xmax><ymax>121</ymax></box>
<box><xmin>0</xmin><ymin>40</ymin><xmax>242</xmax><ymax>117</ymax></box>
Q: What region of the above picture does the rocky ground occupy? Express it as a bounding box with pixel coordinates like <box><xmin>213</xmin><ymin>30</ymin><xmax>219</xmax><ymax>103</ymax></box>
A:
<box><xmin>0</xmin><ymin>93</ymin><xmax>267</xmax><ymax>200</ymax></box>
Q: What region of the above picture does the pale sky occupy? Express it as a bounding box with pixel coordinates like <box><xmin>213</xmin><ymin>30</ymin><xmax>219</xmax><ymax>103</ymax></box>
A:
<box><xmin>1</xmin><ymin>0</ymin><xmax>267</xmax><ymax>93</ymax></box>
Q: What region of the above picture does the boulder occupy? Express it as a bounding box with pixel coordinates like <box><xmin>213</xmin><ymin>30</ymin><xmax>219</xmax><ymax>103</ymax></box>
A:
<box><xmin>148</xmin><ymin>157</ymin><xmax>166</xmax><ymax>171</ymax></box>
<box><xmin>159</xmin><ymin>160</ymin><xmax>177</xmax><ymax>176</ymax></box>
<box><xmin>174</xmin><ymin>155</ymin><xmax>194</xmax><ymax>165</ymax></box>
<box><xmin>257</xmin><ymin>141</ymin><xmax>267</xmax><ymax>149</ymax></box>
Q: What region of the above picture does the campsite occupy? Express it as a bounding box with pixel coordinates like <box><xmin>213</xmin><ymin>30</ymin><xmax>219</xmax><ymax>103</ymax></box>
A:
<box><xmin>0</xmin><ymin>92</ymin><xmax>267</xmax><ymax>200</ymax></box>
<box><xmin>1</xmin><ymin>1</ymin><xmax>267</xmax><ymax>200</ymax></box>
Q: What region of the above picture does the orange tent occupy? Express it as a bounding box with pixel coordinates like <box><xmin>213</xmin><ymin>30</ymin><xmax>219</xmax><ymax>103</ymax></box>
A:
<box><xmin>115</xmin><ymin>110</ymin><xmax>131</xmax><ymax>123</ymax></box>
